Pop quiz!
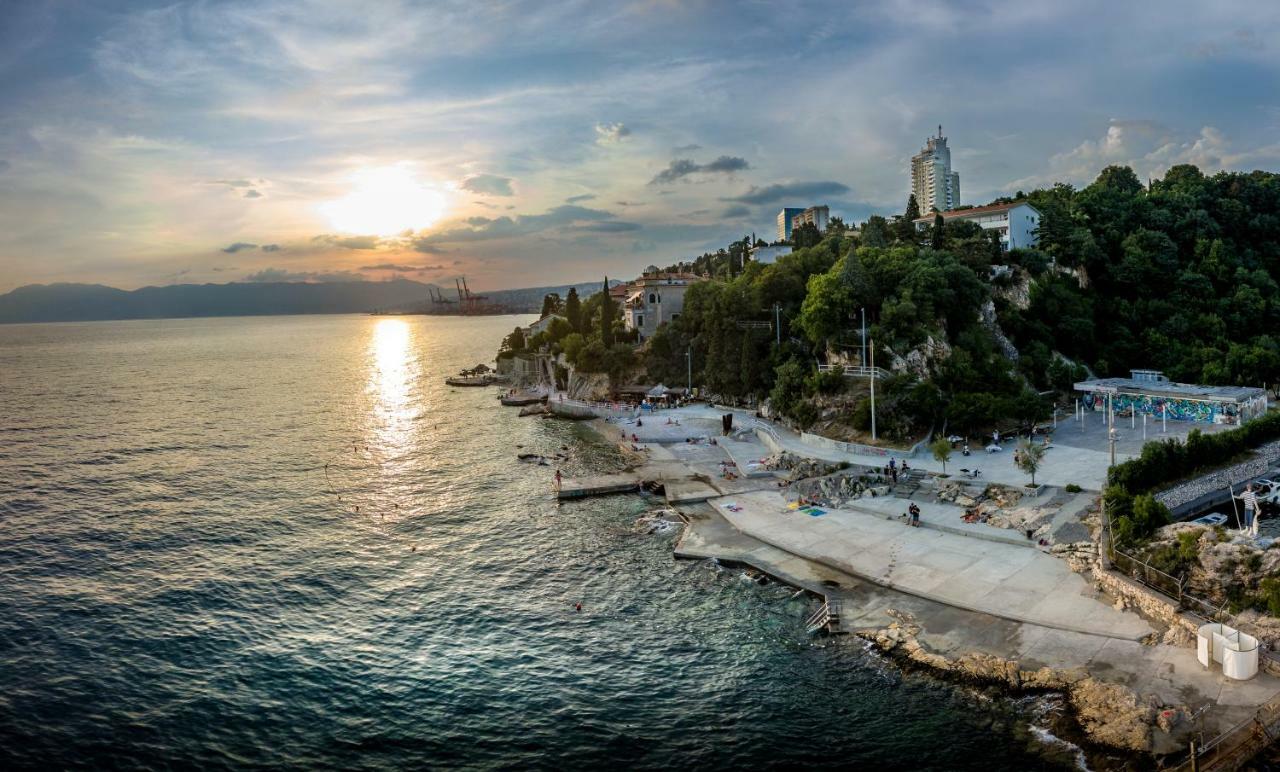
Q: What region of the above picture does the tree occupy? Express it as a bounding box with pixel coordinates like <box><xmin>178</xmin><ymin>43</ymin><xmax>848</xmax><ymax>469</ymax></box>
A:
<box><xmin>861</xmin><ymin>216</ymin><xmax>891</xmax><ymax>248</ymax></box>
<box><xmin>539</xmin><ymin>293</ymin><xmax>562</xmax><ymax>318</ymax></box>
<box><xmin>930</xmin><ymin>212</ymin><xmax>945</xmax><ymax>250</ymax></box>
<box><xmin>791</xmin><ymin>222</ymin><xmax>822</xmax><ymax>249</ymax></box>
<box><xmin>564</xmin><ymin>287</ymin><xmax>582</xmax><ymax>332</ymax></box>
<box><xmin>897</xmin><ymin>194</ymin><xmax>921</xmax><ymax>242</ymax></box>
<box><xmin>1015</xmin><ymin>439</ymin><xmax>1046</xmax><ymax>485</ymax></box>
<box><xmin>600</xmin><ymin>277</ymin><xmax>614</xmax><ymax>346</ymax></box>
<box><xmin>930</xmin><ymin>437</ymin><xmax>953</xmax><ymax>474</ymax></box>
<box><xmin>501</xmin><ymin>326</ymin><xmax>526</xmax><ymax>353</ymax></box>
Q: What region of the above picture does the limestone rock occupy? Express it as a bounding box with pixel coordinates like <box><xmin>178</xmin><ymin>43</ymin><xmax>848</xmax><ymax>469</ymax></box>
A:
<box><xmin>1068</xmin><ymin>677</ymin><xmax>1153</xmax><ymax>752</ymax></box>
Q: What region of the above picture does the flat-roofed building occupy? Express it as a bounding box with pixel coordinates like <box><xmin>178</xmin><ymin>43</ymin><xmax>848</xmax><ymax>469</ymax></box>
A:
<box><xmin>1074</xmin><ymin>370</ymin><xmax>1269</xmax><ymax>425</ymax></box>
<box><xmin>913</xmin><ymin>200</ymin><xmax>1041</xmax><ymax>251</ymax></box>
<box><xmin>750</xmin><ymin>244</ymin><xmax>793</xmax><ymax>264</ymax></box>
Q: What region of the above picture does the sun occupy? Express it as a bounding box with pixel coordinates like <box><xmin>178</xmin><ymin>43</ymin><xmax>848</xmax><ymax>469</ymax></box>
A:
<box><xmin>320</xmin><ymin>166</ymin><xmax>448</xmax><ymax>236</ymax></box>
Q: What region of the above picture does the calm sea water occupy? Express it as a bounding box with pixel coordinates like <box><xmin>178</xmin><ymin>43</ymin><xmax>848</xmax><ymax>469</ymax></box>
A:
<box><xmin>0</xmin><ymin>314</ymin><xmax>1078</xmax><ymax>770</ymax></box>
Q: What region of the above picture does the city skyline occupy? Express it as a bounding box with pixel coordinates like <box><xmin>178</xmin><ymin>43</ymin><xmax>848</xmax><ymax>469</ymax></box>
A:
<box><xmin>1</xmin><ymin>0</ymin><xmax>1278</xmax><ymax>293</ymax></box>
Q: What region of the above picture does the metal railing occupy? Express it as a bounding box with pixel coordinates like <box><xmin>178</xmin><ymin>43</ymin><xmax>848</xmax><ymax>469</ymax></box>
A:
<box><xmin>817</xmin><ymin>363</ymin><xmax>892</xmax><ymax>380</ymax></box>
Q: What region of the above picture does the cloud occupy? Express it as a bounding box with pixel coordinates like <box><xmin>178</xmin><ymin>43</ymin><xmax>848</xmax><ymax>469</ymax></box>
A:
<box><xmin>672</xmin><ymin>144</ymin><xmax>702</xmax><ymax>153</ymax></box>
<box><xmin>242</xmin><ymin>268</ymin><xmax>366</xmax><ymax>283</ymax></box>
<box><xmin>594</xmin><ymin>122</ymin><xmax>631</xmax><ymax>145</ymax></box>
<box><xmin>221</xmin><ymin>242</ymin><xmax>258</xmax><ymax>253</ymax></box>
<box><xmin>420</xmin><ymin>204</ymin><xmax>618</xmax><ymax>245</ymax></box>
<box><xmin>1005</xmin><ymin>121</ymin><xmax>1280</xmax><ymax>191</ymax></box>
<box><xmin>243</xmin><ymin>189</ymin><xmax>262</xmax><ymax>198</ymax></box>
<box><xmin>213</xmin><ymin>179</ymin><xmax>253</xmax><ymax>188</ymax></box>
<box><xmin>460</xmin><ymin>173</ymin><xmax>514</xmax><ymax>196</ymax></box>
<box><xmin>260</xmin><ymin>244</ymin><xmax>282</xmax><ymax>252</ymax></box>
<box><xmin>722</xmin><ymin>181</ymin><xmax>851</xmax><ymax>205</ymax></box>
<box><xmin>410</xmin><ymin>240</ymin><xmax>447</xmax><ymax>254</ymax></box>
<box><xmin>312</xmin><ymin>234</ymin><xmax>380</xmax><ymax>249</ymax></box>
<box><xmin>569</xmin><ymin>221</ymin><xmax>641</xmax><ymax>233</ymax></box>
<box><xmin>566</xmin><ymin>193</ymin><xmax>597</xmax><ymax>203</ymax></box>
<box><xmin>359</xmin><ymin>262</ymin><xmax>446</xmax><ymax>272</ymax></box>
<box><xmin>650</xmin><ymin>155</ymin><xmax>750</xmax><ymax>185</ymax></box>
<box><xmin>721</xmin><ymin>205</ymin><xmax>751</xmax><ymax>218</ymax></box>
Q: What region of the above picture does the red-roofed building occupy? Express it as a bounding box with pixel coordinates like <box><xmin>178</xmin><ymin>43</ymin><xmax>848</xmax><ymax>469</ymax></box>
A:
<box><xmin>912</xmin><ymin>200</ymin><xmax>1041</xmax><ymax>250</ymax></box>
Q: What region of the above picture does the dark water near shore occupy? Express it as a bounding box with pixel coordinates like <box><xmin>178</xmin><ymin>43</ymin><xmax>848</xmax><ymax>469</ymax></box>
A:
<box><xmin>0</xmin><ymin>314</ymin><xmax>1081</xmax><ymax>770</ymax></box>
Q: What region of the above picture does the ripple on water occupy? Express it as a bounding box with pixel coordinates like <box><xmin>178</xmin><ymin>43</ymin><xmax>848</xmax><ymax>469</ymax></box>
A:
<box><xmin>0</xmin><ymin>316</ymin><xmax>1076</xmax><ymax>770</ymax></box>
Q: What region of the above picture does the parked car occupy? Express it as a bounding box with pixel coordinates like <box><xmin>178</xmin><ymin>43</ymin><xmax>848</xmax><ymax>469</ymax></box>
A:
<box><xmin>1191</xmin><ymin>513</ymin><xmax>1229</xmax><ymax>527</ymax></box>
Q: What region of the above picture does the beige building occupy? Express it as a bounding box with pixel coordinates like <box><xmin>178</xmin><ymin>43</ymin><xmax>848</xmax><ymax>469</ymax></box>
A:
<box><xmin>911</xmin><ymin>126</ymin><xmax>961</xmax><ymax>212</ymax></box>
<box><xmin>623</xmin><ymin>268</ymin><xmax>702</xmax><ymax>342</ymax></box>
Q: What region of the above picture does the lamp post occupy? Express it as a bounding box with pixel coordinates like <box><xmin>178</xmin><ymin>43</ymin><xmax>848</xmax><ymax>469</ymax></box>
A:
<box><xmin>869</xmin><ymin>337</ymin><xmax>877</xmax><ymax>442</ymax></box>
<box><xmin>685</xmin><ymin>347</ymin><xmax>692</xmax><ymax>394</ymax></box>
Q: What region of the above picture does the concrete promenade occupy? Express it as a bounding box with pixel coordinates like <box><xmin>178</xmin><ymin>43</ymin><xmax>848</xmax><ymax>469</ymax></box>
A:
<box><xmin>667</xmin><ymin>404</ymin><xmax>1124</xmax><ymax>490</ymax></box>
<box><xmin>711</xmin><ymin>489</ymin><xmax>1154</xmax><ymax>640</ymax></box>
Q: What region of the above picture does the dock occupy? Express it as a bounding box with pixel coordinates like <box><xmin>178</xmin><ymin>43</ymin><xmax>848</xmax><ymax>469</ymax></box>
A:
<box><xmin>557</xmin><ymin>474</ymin><xmax>644</xmax><ymax>499</ymax></box>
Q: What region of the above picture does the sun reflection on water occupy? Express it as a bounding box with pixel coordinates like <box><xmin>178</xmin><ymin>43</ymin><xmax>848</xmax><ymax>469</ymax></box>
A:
<box><xmin>367</xmin><ymin>318</ymin><xmax>419</xmax><ymax>454</ymax></box>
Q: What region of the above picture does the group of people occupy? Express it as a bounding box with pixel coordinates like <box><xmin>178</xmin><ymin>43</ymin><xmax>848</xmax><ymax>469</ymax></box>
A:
<box><xmin>905</xmin><ymin>501</ymin><xmax>921</xmax><ymax>527</ymax></box>
<box><xmin>883</xmin><ymin>457</ymin><xmax>909</xmax><ymax>485</ymax></box>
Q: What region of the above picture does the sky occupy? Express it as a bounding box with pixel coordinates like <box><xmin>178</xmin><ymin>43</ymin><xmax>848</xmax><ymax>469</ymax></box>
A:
<box><xmin>0</xmin><ymin>0</ymin><xmax>1278</xmax><ymax>293</ymax></box>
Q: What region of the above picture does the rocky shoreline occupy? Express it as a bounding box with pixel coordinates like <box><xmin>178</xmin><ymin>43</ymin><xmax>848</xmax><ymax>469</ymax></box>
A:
<box><xmin>858</xmin><ymin>609</ymin><xmax>1160</xmax><ymax>765</ymax></box>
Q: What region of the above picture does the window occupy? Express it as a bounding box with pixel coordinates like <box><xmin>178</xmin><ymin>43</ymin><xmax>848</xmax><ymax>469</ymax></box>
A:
<box><xmin>648</xmin><ymin>293</ymin><xmax>656</xmax><ymax>304</ymax></box>
<box><xmin>637</xmin><ymin>315</ymin><xmax>644</xmax><ymax>327</ymax></box>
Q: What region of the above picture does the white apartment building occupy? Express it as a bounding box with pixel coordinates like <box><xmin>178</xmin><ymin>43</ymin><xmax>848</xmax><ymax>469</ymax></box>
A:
<box><xmin>912</xmin><ymin>201</ymin><xmax>1041</xmax><ymax>250</ymax></box>
<box><xmin>790</xmin><ymin>205</ymin><xmax>829</xmax><ymax>235</ymax></box>
<box><xmin>776</xmin><ymin>207</ymin><xmax>804</xmax><ymax>241</ymax></box>
<box><xmin>623</xmin><ymin>270</ymin><xmax>702</xmax><ymax>342</ymax></box>
<box><xmin>911</xmin><ymin>126</ymin><xmax>961</xmax><ymax>212</ymax></box>
<box><xmin>750</xmin><ymin>244</ymin><xmax>794</xmax><ymax>265</ymax></box>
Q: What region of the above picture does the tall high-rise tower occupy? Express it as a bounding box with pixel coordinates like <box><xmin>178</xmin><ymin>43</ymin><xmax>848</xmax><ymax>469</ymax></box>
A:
<box><xmin>911</xmin><ymin>126</ymin><xmax>961</xmax><ymax>212</ymax></box>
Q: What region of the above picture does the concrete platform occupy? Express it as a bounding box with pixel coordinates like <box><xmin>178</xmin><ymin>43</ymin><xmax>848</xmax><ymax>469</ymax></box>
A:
<box><xmin>711</xmin><ymin>489</ymin><xmax>1154</xmax><ymax>640</ymax></box>
<box><xmin>847</xmin><ymin>495</ymin><xmax>1036</xmax><ymax>548</ymax></box>
<box><xmin>664</xmin><ymin>479</ymin><xmax>722</xmax><ymax>505</ymax></box>
<box><xmin>678</xmin><ymin>504</ymin><xmax>1280</xmax><ymax>754</ymax></box>
<box><xmin>719</xmin><ymin>437</ymin><xmax>774</xmax><ymax>477</ymax></box>
<box><xmin>557</xmin><ymin>473</ymin><xmax>641</xmax><ymax>499</ymax></box>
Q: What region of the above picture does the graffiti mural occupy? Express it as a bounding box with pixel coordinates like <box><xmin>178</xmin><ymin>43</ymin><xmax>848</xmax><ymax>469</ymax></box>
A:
<box><xmin>1080</xmin><ymin>392</ymin><xmax>1267</xmax><ymax>425</ymax></box>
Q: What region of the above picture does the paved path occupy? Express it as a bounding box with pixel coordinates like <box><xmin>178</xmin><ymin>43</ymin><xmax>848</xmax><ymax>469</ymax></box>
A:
<box><xmin>664</xmin><ymin>404</ymin><xmax>1122</xmax><ymax>490</ymax></box>
<box><xmin>712</xmin><ymin>489</ymin><xmax>1154</xmax><ymax>640</ymax></box>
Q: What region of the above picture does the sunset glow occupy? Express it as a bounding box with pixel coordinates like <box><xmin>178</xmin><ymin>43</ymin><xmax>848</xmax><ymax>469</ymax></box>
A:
<box><xmin>320</xmin><ymin>166</ymin><xmax>448</xmax><ymax>236</ymax></box>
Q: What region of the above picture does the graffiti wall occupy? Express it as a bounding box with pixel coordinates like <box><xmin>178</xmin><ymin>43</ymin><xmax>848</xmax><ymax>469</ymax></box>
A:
<box><xmin>1080</xmin><ymin>391</ymin><xmax>1268</xmax><ymax>425</ymax></box>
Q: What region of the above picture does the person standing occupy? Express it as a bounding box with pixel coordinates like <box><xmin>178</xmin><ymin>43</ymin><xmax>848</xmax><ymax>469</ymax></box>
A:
<box><xmin>554</xmin><ymin>469</ymin><xmax>563</xmax><ymax>492</ymax></box>
<box><xmin>1243</xmin><ymin>484</ymin><xmax>1260</xmax><ymax>537</ymax></box>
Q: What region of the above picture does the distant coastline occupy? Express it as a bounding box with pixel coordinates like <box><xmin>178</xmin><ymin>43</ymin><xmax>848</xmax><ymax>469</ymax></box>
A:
<box><xmin>0</xmin><ymin>279</ymin><xmax>598</xmax><ymax>325</ymax></box>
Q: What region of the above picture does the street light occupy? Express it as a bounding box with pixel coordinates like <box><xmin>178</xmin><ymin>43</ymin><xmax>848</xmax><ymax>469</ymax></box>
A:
<box><xmin>685</xmin><ymin>347</ymin><xmax>692</xmax><ymax>394</ymax></box>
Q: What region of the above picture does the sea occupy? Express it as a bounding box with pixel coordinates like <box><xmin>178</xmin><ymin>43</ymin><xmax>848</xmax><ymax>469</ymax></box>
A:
<box><xmin>0</xmin><ymin>314</ymin><xmax>1086</xmax><ymax>770</ymax></box>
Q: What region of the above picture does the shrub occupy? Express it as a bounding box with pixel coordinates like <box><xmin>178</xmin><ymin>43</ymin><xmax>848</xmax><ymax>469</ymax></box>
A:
<box><xmin>1065</xmin><ymin>483</ymin><xmax>1082</xmax><ymax>493</ymax></box>
<box><xmin>1260</xmin><ymin>578</ymin><xmax>1280</xmax><ymax>617</ymax></box>
<box><xmin>806</xmin><ymin>368</ymin><xmax>846</xmax><ymax>396</ymax></box>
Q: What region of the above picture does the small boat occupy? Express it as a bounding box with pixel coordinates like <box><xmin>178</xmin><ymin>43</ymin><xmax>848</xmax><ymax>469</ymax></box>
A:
<box><xmin>500</xmin><ymin>392</ymin><xmax>547</xmax><ymax>406</ymax></box>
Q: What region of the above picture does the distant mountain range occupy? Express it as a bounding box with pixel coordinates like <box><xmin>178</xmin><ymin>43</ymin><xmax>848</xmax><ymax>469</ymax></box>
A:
<box><xmin>0</xmin><ymin>279</ymin><xmax>613</xmax><ymax>324</ymax></box>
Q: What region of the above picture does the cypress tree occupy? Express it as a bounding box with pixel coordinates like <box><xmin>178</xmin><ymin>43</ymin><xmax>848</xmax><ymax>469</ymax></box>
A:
<box><xmin>565</xmin><ymin>287</ymin><xmax>581</xmax><ymax>332</ymax></box>
<box><xmin>600</xmin><ymin>276</ymin><xmax>614</xmax><ymax>346</ymax></box>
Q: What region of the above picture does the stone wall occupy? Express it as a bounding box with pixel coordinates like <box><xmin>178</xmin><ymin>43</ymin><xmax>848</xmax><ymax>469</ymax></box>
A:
<box><xmin>1091</xmin><ymin>565</ymin><xmax>1197</xmax><ymax>645</ymax></box>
